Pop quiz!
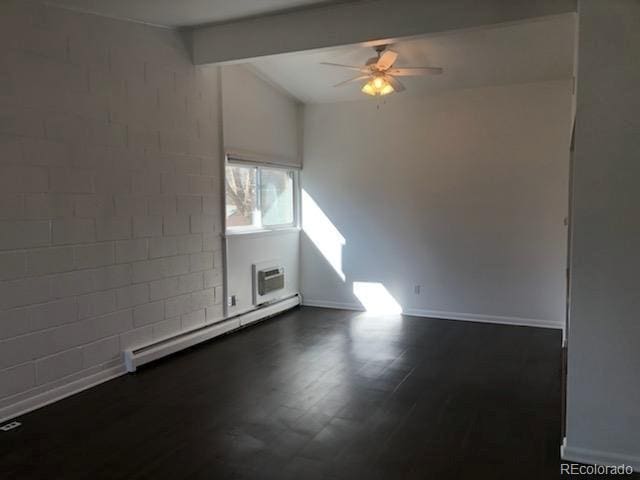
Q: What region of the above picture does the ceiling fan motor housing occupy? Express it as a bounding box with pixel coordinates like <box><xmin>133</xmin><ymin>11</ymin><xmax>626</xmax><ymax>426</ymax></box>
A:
<box><xmin>367</xmin><ymin>45</ymin><xmax>390</xmax><ymax>68</ymax></box>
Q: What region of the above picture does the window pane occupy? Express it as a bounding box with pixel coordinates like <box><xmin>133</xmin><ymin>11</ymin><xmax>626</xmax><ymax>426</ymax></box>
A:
<box><xmin>261</xmin><ymin>168</ymin><xmax>294</xmax><ymax>226</ymax></box>
<box><xmin>225</xmin><ymin>165</ymin><xmax>258</xmax><ymax>228</ymax></box>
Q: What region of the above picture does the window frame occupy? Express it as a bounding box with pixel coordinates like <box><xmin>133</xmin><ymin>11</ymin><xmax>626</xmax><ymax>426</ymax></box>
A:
<box><xmin>224</xmin><ymin>157</ymin><xmax>300</xmax><ymax>236</ymax></box>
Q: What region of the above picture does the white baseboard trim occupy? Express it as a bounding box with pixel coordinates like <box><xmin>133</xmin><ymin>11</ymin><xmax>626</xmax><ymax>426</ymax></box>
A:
<box><xmin>561</xmin><ymin>438</ymin><xmax>640</xmax><ymax>472</ymax></box>
<box><xmin>125</xmin><ymin>295</ymin><xmax>301</xmax><ymax>372</ymax></box>
<box><xmin>0</xmin><ymin>363</ymin><xmax>127</xmax><ymax>424</ymax></box>
<box><xmin>302</xmin><ymin>299</ymin><xmax>563</xmax><ymax>330</ymax></box>
<box><xmin>302</xmin><ymin>299</ymin><xmax>365</xmax><ymax>311</ymax></box>
<box><xmin>403</xmin><ymin>307</ymin><xmax>563</xmax><ymax>330</ymax></box>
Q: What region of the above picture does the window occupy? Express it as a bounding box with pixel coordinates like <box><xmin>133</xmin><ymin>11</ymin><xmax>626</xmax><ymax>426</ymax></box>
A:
<box><xmin>225</xmin><ymin>161</ymin><xmax>297</xmax><ymax>232</ymax></box>
<box><xmin>261</xmin><ymin>168</ymin><xmax>294</xmax><ymax>226</ymax></box>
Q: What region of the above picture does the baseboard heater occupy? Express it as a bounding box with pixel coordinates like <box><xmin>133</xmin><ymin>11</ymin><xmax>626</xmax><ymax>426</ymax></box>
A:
<box><xmin>124</xmin><ymin>295</ymin><xmax>300</xmax><ymax>372</ymax></box>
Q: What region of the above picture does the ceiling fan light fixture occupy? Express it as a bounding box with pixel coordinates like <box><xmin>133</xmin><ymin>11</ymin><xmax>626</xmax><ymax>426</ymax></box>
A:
<box><xmin>361</xmin><ymin>81</ymin><xmax>377</xmax><ymax>96</ymax></box>
<box><xmin>361</xmin><ymin>77</ymin><xmax>394</xmax><ymax>96</ymax></box>
<box><xmin>379</xmin><ymin>83</ymin><xmax>394</xmax><ymax>96</ymax></box>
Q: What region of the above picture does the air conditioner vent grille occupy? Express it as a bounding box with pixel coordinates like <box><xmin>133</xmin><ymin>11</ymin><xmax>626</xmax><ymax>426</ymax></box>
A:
<box><xmin>258</xmin><ymin>267</ymin><xmax>285</xmax><ymax>295</ymax></box>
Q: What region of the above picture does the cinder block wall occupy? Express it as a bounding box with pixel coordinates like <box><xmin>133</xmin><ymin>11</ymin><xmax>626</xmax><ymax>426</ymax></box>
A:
<box><xmin>0</xmin><ymin>1</ymin><xmax>223</xmax><ymax>416</ymax></box>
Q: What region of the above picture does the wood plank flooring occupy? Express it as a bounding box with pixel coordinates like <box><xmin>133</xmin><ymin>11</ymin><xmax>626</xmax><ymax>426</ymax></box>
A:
<box><xmin>0</xmin><ymin>306</ymin><xmax>602</xmax><ymax>479</ymax></box>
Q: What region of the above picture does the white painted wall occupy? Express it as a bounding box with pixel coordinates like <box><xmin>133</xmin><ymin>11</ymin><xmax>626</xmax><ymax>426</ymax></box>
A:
<box><xmin>221</xmin><ymin>65</ymin><xmax>302</xmax><ymax>166</ymax></box>
<box><xmin>301</xmin><ymin>80</ymin><xmax>572</xmax><ymax>328</ymax></box>
<box><xmin>0</xmin><ymin>1</ymin><xmax>224</xmax><ymax>421</ymax></box>
<box><xmin>221</xmin><ymin>65</ymin><xmax>302</xmax><ymax>316</ymax></box>
<box><xmin>226</xmin><ymin>231</ymin><xmax>300</xmax><ymax>316</ymax></box>
<box><xmin>563</xmin><ymin>0</ymin><xmax>640</xmax><ymax>469</ymax></box>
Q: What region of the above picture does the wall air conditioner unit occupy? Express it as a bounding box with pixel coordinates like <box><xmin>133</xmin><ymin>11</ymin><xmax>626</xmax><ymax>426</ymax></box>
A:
<box><xmin>253</xmin><ymin>261</ymin><xmax>285</xmax><ymax>305</ymax></box>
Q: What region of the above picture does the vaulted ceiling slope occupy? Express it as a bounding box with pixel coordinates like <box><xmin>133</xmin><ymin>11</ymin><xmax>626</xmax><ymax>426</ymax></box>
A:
<box><xmin>41</xmin><ymin>0</ymin><xmax>355</xmax><ymax>28</ymax></box>
<box><xmin>250</xmin><ymin>13</ymin><xmax>576</xmax><ymax>104</ymax></box>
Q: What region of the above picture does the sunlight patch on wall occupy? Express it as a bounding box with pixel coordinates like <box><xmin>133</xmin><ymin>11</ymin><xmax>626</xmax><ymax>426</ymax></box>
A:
<box><xmin>302</xmin><ymin>190</ymin><xmax>346</xmax><ymax>281</ymax></box>
<box><xmin>353</xmin><ymin>282</ymin><xmax>403</xmax><ymax>315</ymax></box>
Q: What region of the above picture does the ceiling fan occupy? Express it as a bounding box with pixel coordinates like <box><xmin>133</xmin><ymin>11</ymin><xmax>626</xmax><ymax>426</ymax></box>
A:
<box><xmin>321</xmin><ymin>45</ymin><xmax>443</xmax><ymax>96</ymax></box>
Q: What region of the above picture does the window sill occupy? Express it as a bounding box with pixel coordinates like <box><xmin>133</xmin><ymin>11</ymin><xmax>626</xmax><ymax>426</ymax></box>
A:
<box><xmin>224</xmin><ymin>227</ymin><xmax>300</xmax><ymax>239</ymax></box>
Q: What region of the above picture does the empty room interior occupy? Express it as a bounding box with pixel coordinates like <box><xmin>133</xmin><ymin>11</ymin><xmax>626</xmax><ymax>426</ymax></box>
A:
<box><xmin>0</xmin><ymin>0</ymin><xmax>638</xmax><ymax>478</ymax></box>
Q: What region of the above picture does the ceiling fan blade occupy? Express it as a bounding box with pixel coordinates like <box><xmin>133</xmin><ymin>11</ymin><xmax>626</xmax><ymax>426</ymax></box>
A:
<box><xmin>388</xmin><ymin>67</ymin><xmax>444</xmax><ymax>76</ymax></box>
<box><xmin>376</xmin><ymin>50</ymin><xmax>398</xmax><ymax>71</ymax></box>
<box><xmin>320</xmin><ymin>62</ymin><xmax>369</xmax><ymax>73</ymax></box>
<box><xmin>333</xmin><ymin>75</ymin><xmax>370</xmax><ymax>88</ymax></box>
<box><xmin>386</xmin><ymin>76</ymin><xmax>406</xmax><ymax>92</ymax></box>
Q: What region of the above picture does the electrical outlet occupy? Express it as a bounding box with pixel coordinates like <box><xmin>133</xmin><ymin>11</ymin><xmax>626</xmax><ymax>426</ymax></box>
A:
<box><xmin>1</xmin><ymin>421</ymin><xmax>21</xmax><ymax>432</ymax></box>
<box><xmin>228</xmin><ymin>295</ymin><xmax>237</xmax><ymax>307</ymax></box>
<box><xmin>414</xmin><ymin>285</ymin><xmax>421</xmax><ymax>295</ymax></box>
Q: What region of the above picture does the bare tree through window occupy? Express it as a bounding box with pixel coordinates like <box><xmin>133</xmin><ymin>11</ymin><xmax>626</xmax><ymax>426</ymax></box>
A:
<box><xmin>225</xmin><ymin>164</ymin><xmax>295</xmax><ymax>230</ymax></box>
<box><xmin>225</xmin><ymin>165</ymin><xmax>257</xmax><ymax>227</ymax></box>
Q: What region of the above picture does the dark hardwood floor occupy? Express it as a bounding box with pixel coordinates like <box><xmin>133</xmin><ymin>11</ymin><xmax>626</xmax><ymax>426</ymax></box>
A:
<box><xmin>0</xmin><ymin>306</ymin><xmax>592</xmax><ymax>479</ymax></box>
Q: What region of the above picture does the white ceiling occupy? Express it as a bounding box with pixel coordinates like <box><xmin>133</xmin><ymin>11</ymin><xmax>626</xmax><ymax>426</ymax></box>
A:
<box><xmin>250</xmin><ymin>13</ymin><xmax>576</xmax><ymax>104</ymax></box>
<box><xmin>42</xmin><ymin>0</ymin><xmax>352</xmax><ymax>27</ymax></box>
